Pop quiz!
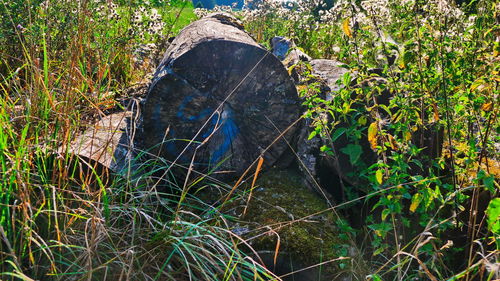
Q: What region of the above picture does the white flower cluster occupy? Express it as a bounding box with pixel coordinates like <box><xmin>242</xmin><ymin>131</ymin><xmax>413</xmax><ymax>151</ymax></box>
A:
<box><xmin>212</xmin><ymin>5</ymin><xmax>237</xmax><ymax>13</ymax></box>
<box><xmin>194</xmin><ymin>8</ymin><xmax>210</xmax><ymax>18</ymax></box>
<box><xmin>129</xmin><ymin>7</ymin><xmax>166</xmax><ymax>41</ymax></box>
<box><xmin>324</xmin><ymin>0</ymin><xmax>390</xmax><ymax>30</ymax></box>
<box><xmin>40</xmin><ymin>0</ymin><xmax>118</xmax><ymax>12</ymax></box>
<box><xmin>241</xmin><ymin>0</ymin><xmax>313</xmax><ymax>23</ymax></box>
<box><xmin>194</xmin><ymin>5</ymin><xmax>237</xmax><ymax>19</ymax></box>
<box><xmin>94</xmin><ymin>1</ymin><xmax>121</xmax><ymax>21</ymax></box>
<box><xmin>361</xmin><ymin>0</ymin><xmax>392</xmax><ymax>25</ymax></box>
<box><xmin>327</xmin><ymin>0</ymin><xmax>468</xmax><ymax>30</ymax></box>
<box><xmin>422</xmin><ymin>0</ymin><xmax>467</xmax><ymax>35</ymax></box>
<box><xmin>38</xmin><ymin>0</ymin><xmax>122</xmax><ymax>24</ymax></box>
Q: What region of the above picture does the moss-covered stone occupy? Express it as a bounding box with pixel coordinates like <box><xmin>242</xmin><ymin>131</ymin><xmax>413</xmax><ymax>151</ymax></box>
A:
<box><xmin>183</xmin><ymin>168</ymin><xmax>357</xmax><ymax>280</ymax></box>
<box><xmin>230</xmin><ymin>169</ymin><xmax>350</xmax><ymax>280</ymax></box>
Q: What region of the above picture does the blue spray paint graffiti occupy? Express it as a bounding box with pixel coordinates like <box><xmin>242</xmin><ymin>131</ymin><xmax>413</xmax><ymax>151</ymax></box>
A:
<box><xmin>176</xmin><ymin>95</ymin><xmax>212</xmax><ymax>122</ymax></box>
<box><xmin>211</xmin><ymin>107</ymin><xmax>239</xmax><ymax>165</ymax></box>
<box><xmin>175</xmin><ymin>94</ymin><xmax>239</xmax><ymax>167</ymax></box>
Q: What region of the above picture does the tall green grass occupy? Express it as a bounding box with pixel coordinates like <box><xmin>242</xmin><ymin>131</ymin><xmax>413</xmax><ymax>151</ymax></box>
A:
<box><xmin>0</xmin><ymin>1</ymin><xmax>274</xmax><ymax>280</ymax></box>
<box><xmin>1</xmin><ymin>0</ymin><xmax>498</xmax><ymax>280</ymax></box>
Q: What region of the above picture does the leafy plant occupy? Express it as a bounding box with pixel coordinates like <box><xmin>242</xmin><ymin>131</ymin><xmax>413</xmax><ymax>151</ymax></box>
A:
<box><xmin>242</xmin><ymin>0</ymin><xmax>499</xmax><ymax>279</ymax></box>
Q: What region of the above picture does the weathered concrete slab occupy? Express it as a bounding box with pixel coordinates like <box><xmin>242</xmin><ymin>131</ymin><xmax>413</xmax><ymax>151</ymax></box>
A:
<box><xmin>65</xmin><ymin>111</ymin><xmax>136</xmax><ymax>176</ymax></box>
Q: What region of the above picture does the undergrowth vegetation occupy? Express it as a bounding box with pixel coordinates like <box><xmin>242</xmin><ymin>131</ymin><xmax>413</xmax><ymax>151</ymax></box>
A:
<box><xmin>242</xmin><ymin>0</ymin><xmax>499</xmax><ymax>279</ymax></box>
<box><xmin>0</xmin><ymin>1</ymin><xmax>266</xmax><ymax>280</ymax></box>
<box><xmin>0</xmin><ymin>0</ymin><xmax>498</xmax><ymax>280</ymax></box>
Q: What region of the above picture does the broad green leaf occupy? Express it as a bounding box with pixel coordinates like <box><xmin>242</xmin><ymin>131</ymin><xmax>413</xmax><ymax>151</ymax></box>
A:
<box><xmin>483</xmin><ymin>175</ymin><xmax>495</xmax><ymax>193</ymax></box>
<box><xmin>358</xmin><ymin>115</ymin><xmax>367</xmax><ymax>126</ymax></box>
<box><xmin>477</xmin><ymin>170</ymin><xmax>496</xmax><ymax>193</ymax></box>
<box><xmin>342</xmin><ymin>72</ymin><xmax>351</xmax><ymax>87</ymax></box>
<box><xmin>331</xmin><ymin>127</ymin><xmax>346</xmax><ymax>142</ymax></box>
<box><xmin>486</xmin><ymin>198</ymin><xmax>500</xmax><ymax>235</ymax></box>
<box><xmin>373</xmin><ymin>246</ymin><xmax>385</xmax><ymax>256</ymax></box>
<box><xmin>402</xmin><ymin>50</ymin><xmax>415</xmax><ymax>67</ymax></box>
<box><xmin>308</xmin><ymin>130</ymin><xmax>318</xmax><ymax>140</ymax></box>
<box><xmin>320</xmin><ymin>145</ymin><xmax>333</xmax><ymax>156</ymax></box>
<box><xmin>340</xmin><ymin>144</ymin><xmax>362</xmax><ymax>164</ymax></box>
<box><xmin>379</xmin><ymin>104</ymin><xmax>392</xmax><ymax>116</ymax></box>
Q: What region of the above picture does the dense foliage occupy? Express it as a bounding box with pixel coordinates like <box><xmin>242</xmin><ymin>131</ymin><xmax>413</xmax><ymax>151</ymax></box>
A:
<box><xmin>242</xmin><ymin>0</ymin><xmax>499</xmax><ymax>279</ymax></box>
<box><xmin>0</xmin><ymin>0</ymin><xmax>498</xmax><ymax>280</ymax></box>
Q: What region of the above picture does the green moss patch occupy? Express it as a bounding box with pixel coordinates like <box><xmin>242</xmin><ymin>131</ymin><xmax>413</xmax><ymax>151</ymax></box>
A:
<box><xmin>233</xmin><ymin>169</ymin><xmax>350</xmax><ymax>280</ymax></box>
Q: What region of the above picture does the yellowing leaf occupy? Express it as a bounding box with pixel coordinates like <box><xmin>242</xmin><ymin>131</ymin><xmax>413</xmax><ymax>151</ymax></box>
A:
<box><xmin>471</xmin><ymin>79</ymin><xmax>486</xmax><ymax>91</ymax></box>
<box><xmin>404</xmin><ymin>131</ymin><xmax>412</xmax><ymax>142</ymax></box>
<box><xmin>274</xmin><ymin>235</ymin><xmax>281</xmax><ymax>266</ymax></box>
<box><xmin>388</xmin><ymin>134</ymin><xmax>398</xmax><ymax>150</ymax></box>
<box><xmin>381</xmin><ymin>208</ymin><xmax>390</xmax><ymax>221</ymax></box>
<box><xmin>376</xmin><ymin>169</ymin><xmax>383</xmax><ymax>184</ymax></box>
<box><xmin>243</xmin><ymin>157</ymin><xmax>265</xmax><ymax>216</ymax></box>
<box><xmin>410</xmin><ymin>193</ymin><xmax>423</xmax><ymax>213</ymax></box>
<box><xmin>342</xmin><ymin>102</ymin><xmax>351</xmax><ymax>114</ymax></box>
<box><xmin>368</xmin><ymin>121</ymin><xmax>378</xmax><ymax>151</ymax></box>
<box><xmin>440</xmin><ymin>240</ymin><xmax>454</xmax><ymax>251</ymax></box>
<box><xmin>481</xmin><ymin>102</ymin><xmax>493</xmax><ymax>112</ymax></box>
<box><xmin>433</xmin><ymin>103</ymin><xmax>439</xmax><ymax>122</ymax></box>
<box><xmin>297</xmin><ymin>85</ymin><xmax>307</xmax><ymax>92</ymax></box>
<box><xmin>342</xmin><ymin>18</ymin><xmax>352</xmax><ymax>38</ymax></box>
